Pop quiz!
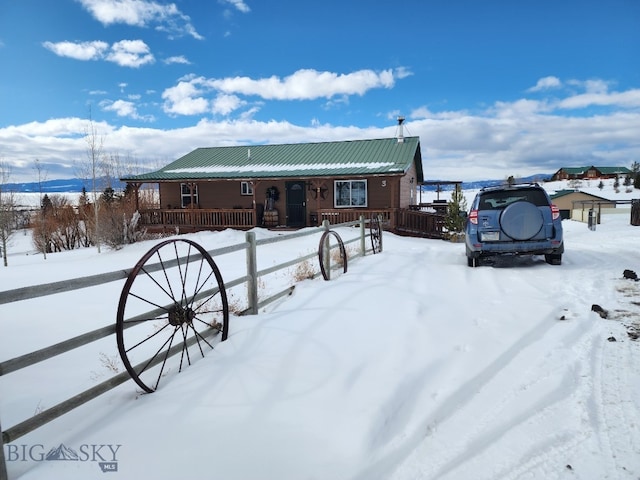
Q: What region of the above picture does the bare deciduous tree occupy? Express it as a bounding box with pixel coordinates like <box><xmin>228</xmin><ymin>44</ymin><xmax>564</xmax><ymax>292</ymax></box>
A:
<box><xmin>82</xmin><ymin>112</ymin><xmax>105</xmax><ymax>254</ymax></box>
<box><xmin>34</xmin><ymin>159</ymin><xmax>48</xmax><ymax>259</ymax></box>
<box><xmin>0</xmin><ymin>159</ymin><xmax>18</xmax><ymax>267</ymax></box>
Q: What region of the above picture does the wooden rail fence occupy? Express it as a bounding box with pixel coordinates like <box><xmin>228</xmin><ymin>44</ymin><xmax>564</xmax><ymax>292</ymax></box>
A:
<box><xmin>0</xmin><ymin>217</ymin><xmax>377</xmax><ymax>480</ymax></box>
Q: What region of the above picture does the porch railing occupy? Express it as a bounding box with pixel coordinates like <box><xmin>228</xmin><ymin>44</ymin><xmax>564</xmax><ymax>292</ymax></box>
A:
<box><xmin>136</xmin><ymin>206</ymin><xmax>445</xmax><ymax>238</ymax></box>
<box><xmin>316</xmin><ymin>208</ymin><xmax>395</xmax><ymax>227</ymax></box>
<box><xmin>139</xmin><ymin>208</ymin><xmax>255</xmax><ymax>230</ymax></box>
<box><xmin>395</xmin><ymin>209</ymin><xmax>445</xmax><ymax>238</ymax></box>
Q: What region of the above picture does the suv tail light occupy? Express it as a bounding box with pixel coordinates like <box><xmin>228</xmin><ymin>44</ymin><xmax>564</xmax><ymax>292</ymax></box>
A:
<box><xmin>551</xmin><ymin>204</ymin><xmax>560</xmax><ymax>220</ymax></box>
<box><xmin>469</xmin><ymin>210</ymin><xmax>478</xmax><ymax>225</ymax></box>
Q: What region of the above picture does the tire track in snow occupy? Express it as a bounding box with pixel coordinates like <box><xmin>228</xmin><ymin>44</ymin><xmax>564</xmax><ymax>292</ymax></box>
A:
<box><xmin>592</xmin><ymin>327</ymin><xmax>640</xmax><ymax>477</ymax></box>
<box><xmin>353</xmin><ymin>299</ymin><xmax>562</xmax><ymax>480</ymax></box>
<box><xmin>358</xmin><ymin>240</ymin><xmax>626</xmax><ymax>480</ymax></box>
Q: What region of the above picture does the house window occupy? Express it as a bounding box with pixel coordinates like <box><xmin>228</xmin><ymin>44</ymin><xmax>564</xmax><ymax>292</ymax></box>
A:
<box><xmin>241</xmin><ymin>181</ymin><xmax>253</xmax><ymax>195</ymax></box>
<box><xmin>334</xmin><ymin>180</ymin><xmax>367</xmax><ymax>207</ymax></box>
<box><xmin>180</xmin><ymin>183</ymin><xmax>198</xmax><ymax>208</ymax></box>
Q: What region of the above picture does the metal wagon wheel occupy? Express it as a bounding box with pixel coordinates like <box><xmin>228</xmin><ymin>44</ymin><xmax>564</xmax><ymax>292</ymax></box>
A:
<box><xmin>116</xmin><ymin>239</ymin><xmax>229</xmax><ymax>393</ymax></box>
<box><xmin>370</xmin><ymin>215</ymin><xmax>382</xmax><ymax>254</ymax></box>
<box><xmin>318</xmin><ymin>230</ymin><xmax>347</xmax><ymax>281</ymax></box>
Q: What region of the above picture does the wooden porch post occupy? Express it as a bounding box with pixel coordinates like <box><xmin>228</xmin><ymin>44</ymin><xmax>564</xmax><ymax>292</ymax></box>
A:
<box><xmin>252</xmin><ymin>180</ymin><xmax>259</xmax><ymax>226</ymax></box>
<box><xmin>316</xmin><ymin>187</ymin><xmax>321</xmax><ymax>226</ymax></box>
<box><xmin>132</xmin><ymin>182</ymin><xmax>141</xmax><ymax>211</ymax></box>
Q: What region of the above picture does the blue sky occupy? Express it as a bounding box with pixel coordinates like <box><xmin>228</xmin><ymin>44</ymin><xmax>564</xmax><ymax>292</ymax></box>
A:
<box><xmin>0</xmin><ymin>0</ymin><xmax>639</xmax><ymax>183</ymax></box>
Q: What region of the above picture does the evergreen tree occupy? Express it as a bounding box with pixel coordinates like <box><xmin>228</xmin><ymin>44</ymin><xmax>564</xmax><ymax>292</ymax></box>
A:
<box><xmin>631</xmin><ymin>161</ymin><xmax>640</xmax><ymax>189</ymax></box>
<box><xmin>100</xmin><ymin>186</ymin><xmax>116</xmax><ymax>205</ymax></box>
<box><xmin>444</xmin><ymin>185</ymin><xmax>468</xmax><ymax>237</ymax></box>
<box><xmin>41</xmin><ymin>193</ymin><xmax>53</xmax><ymax>212</ymax></box>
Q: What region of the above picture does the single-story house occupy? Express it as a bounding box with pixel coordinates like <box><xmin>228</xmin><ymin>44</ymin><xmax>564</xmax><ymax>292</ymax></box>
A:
<box><xmin>121</xmin><ymin>135</ymin><xmax>425</xmax><ymax>231</ymax></box>
<box><xmin>550</xmin><ymin>189</ymin><xmax>616</xmax><ymax>221</ymax></box>
<box><xmin>551</xmin><ymin>166</ymin><xmax>631</xmax><ymax>181</ymax></box>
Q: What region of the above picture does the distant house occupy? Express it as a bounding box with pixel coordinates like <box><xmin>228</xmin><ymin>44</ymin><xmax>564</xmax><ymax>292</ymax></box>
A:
<box><xmin>551</xmin><ymin>166</ymin><xmax>631</xmax><ymax>181</ymax></box>
<box><xmin>121</xmin><ymin>135</ymin><xmax>425</xmax><ymax>231</ymax></box>
<box><xmin>550</xmin><ymin>189</ymin><xmax>616</xmax><ymax>221</ymax></box>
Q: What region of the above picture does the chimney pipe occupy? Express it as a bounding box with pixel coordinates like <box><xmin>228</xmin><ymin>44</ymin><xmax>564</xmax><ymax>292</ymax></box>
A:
<box><xmin>397</xmin><ymin>116</ymin><xmax>405</xmax><ymax>143</ymax></box>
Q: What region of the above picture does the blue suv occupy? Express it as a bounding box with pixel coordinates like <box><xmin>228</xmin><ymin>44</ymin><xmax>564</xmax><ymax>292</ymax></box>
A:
<box><xmin>464</xmin><ymin>183</ymin><xmax>564</xmax><ymax>267</ymax></box>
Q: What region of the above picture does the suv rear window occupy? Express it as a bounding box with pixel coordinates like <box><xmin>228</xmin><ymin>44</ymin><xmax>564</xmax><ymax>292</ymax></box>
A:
<box><xmin>478</xmin><ymin>188</ymin><xmax>549</xmax><ymax>210</ymax></box>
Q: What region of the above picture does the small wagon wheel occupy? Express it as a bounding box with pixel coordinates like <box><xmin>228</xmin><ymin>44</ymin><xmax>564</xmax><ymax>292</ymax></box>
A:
<box><xmin>370</xmin><ymin>215</ymin><xmax>382</xmax><ymax>254</ymax></box>
<box><xmin>116</xmin><ymin>239</ymin><xmax>229</xmax><ymax>393</ymax></box>
<box><xmin>318</xmin><ymin>230</ymin><xmax>347</xmax><ymax>281</ymax></box>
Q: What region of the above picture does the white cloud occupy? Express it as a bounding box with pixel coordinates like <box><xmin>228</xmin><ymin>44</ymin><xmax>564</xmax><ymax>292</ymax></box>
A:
<box><xmin>106</xmin><ymin>39</ymin><xmax>154</xmax><ymax>68</ymax></box>
<box><xmin>567</xmin><ymin>78</ymin><xmax>612</xmax><ymax>94</ymax></box>
<box><xmin>43</xmin><ymin>39</ymin><xmax>154</xmax><ymax>68</ymax></box>
<box><xmin>160</xmin><ymin>68</ymin><xmax>409</xmax><ymax>117</ymax></box>
<box><xmin>76</xmin><ymin>0</ymin><xmax>203</xmax><ymax>39</ymax></box>
<box><xmin>101</xmin><ymin>99</ymin><xmax>137</xmax><ymax>117</ymax></box>
<box><xmin>212</xmin><ymin>94</ymin><xmax>245</xmax><ymax>115</ymax></box>
<box><xmin>2</xmin><ymin>78</ymin><xmax>639</xmax><ymax>183</ymax></box>
<box><xmin>220</xmin><ymin>0</ymin><xmax>250</xmax><ymax>14</ymax></box>
<box><xmin>42</xmin><ymin>40</ymin><xmax>108</xmax><ymax>60</ymax></box>
<box><xmin>208</xmin><ymin>68</ymin><xmax>401</xmax><ymax>100</ymax></box>
<box><xmin>164</xmin><ymin>55</ymin><xmax>191</xmax><ymax>65</ymax></box>
<box><xmin>161</xmin><ymin>80</ymin><xmax>209</xmax><ymax>115</ymax></box>
<box><xmin>558</xmin><ymin>89</ymin><xmax>640</xmax><ymax>109</ymax></box>
<box><xmin>527</xmin><ymin>76</ymin><xmax>562</xmax><ymax>92</ymax></box>
<box><xmin>100</xmin><ymin>99</ymin><xmax>155</xmax><ymax>122</ymax></box>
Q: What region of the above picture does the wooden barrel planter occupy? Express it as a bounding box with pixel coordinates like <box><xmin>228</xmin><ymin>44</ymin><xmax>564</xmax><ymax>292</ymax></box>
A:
<box><xmin>263</xmin><ymin>209</ymin><xmax>279</xmax><ymax>227</ymax></box>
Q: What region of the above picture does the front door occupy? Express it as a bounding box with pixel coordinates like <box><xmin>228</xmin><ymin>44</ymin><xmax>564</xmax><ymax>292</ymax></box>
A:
<box><xmin>285</xmin><ymin>181</ymin><xmax>306</xmax><ymax>227</ymax></box>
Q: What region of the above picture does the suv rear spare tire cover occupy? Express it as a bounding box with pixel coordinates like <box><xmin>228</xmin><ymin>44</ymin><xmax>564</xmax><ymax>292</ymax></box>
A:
<box><xmin>499</xmin><ymin>201</ymin><xmax>543</xmax><ymax>240</ymax></box>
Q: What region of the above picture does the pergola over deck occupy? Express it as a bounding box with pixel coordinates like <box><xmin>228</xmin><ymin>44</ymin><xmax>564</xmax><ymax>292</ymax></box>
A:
<box><xmin>417</xmin><ymin>180</ymin><xmax>463</xmax><ymax>212</ymax></box>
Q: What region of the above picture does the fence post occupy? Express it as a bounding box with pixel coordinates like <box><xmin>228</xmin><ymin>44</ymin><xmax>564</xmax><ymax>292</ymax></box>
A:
<box><xmin>359</xmin><ymin>215</ymin><xmax>366</xmax><ymax>256</ymax></box>
<box><xmin>1</xmin><ymin>421</ymin><xmax>8</xmax><ymax>480</ymax></box>
<box><xmin>378</xmin><ymin>214</ymin><xmax>384</xmax><ymax>253</ymax></box>
<box><xmin>631</xmin><ymin>199</ymin><xmax>640</xmax><ymax>226</ymax></box>
<box><xmin>245</xmin><ymin>231</ymin><xmax>258</xmax><ymax>315</ymax></box>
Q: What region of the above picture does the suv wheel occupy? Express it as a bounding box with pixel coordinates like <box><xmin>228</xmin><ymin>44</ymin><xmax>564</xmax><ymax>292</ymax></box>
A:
<box><xmin>467</xmin><ymin>255</ymin><xmax>479</xmax><ymax>267</ymax></box>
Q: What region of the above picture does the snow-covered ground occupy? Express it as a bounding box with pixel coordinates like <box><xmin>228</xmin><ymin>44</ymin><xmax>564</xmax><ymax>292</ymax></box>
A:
<box><xmin>1</xmin><ymin>183</ymin><xmax>640</xmax><ymax>480</ymax></box>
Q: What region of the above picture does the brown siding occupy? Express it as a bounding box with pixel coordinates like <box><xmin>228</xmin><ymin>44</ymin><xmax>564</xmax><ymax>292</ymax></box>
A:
<box><xmin>159</xmin><ymin>183</ymin><xmax>180</xmax><ymax>209</ymax></box>
<box><xmin>399</xmin><ymin>163</ymin><xmax>418</xmax><ymax>208</ymax></box>
<box><xmin>198</xmin><ymin>181</ymin><xmax>254</xmax><ymax>209</ymax></box>
<box><xmin>552</xmin><ymin>192</ymin><xmax>616</xmax><ymax>211</ymax></box>
<box><xmin>156</xmin><ymin>171</ymin><xmax>413</xmax><ymax>217</ymax></box>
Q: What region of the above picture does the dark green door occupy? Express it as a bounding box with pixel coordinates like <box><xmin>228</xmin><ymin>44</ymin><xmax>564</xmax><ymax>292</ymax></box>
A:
<box><xmin>285</xmin><ymin>181</ymin><xmax>306</xmax><ymax>227</ymax></box>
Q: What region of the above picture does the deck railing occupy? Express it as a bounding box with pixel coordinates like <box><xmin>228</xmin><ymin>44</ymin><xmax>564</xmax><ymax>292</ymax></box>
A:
<box><xmin>396</xmin><ymin>209</ymin><xmax>446</xmax><ymax>238</ymax></box>
<box><xmin>137</xmin><ymin>207</ymin><xmax>445</xmax><ymax>238</ymax></box>
<box><xmin>139</xmin><ymin>208</ymin><xmax>255</xmax><ymax>230</ymax></box>
<box><xmin>317</xmin><ymin>208</ymin><xmax>395</xmax><ymax>227</ymax></box>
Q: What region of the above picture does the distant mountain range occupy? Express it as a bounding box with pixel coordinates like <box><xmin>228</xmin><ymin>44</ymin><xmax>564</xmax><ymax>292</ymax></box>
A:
<box><xmin>419</xmin><ymin>174</ymin><xmax>552</xmax><ymax>191</ymax></box>
<box><xmin>5</xmin><ymin>174</ymin><xmax>552</xmax><ymax>193</ymax></box>
<box><xmin>5</xmin><ymin>178</ymin><xmax>126</xmax><ymax>193</ymax></box>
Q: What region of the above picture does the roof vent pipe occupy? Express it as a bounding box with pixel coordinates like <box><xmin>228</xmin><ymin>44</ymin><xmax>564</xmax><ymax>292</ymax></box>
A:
<box><xmin>397</xmin><ymin>116</ymin><xmax>405</xmax><ymax>143</ymax></box>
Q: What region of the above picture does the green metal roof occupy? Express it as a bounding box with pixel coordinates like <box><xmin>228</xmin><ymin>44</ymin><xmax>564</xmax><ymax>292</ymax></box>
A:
<box><xmin>550</xmin><ymin>189</ymin><xmax>609</xmax><ymax>201</ymax></box>
<box><xmin>122</xmin><ymin>137</ymin><xmax>423</xmax><ymax>182</ymax></box>
<box><xmin>596</xmin><ymin>166</ymin><xmax>631</xmax><ymax>174</ymax></box>
<box><xmin>558</xmin><ymin>166</ymin><xmax>631</xmax><ymax>175</ymax></box>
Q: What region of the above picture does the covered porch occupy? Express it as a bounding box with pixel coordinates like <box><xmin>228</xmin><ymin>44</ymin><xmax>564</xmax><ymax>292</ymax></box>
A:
<box><xmin>136</xmin><ymin>206</ymin><xmax>446</xmax><ymax>238</ymax></box>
